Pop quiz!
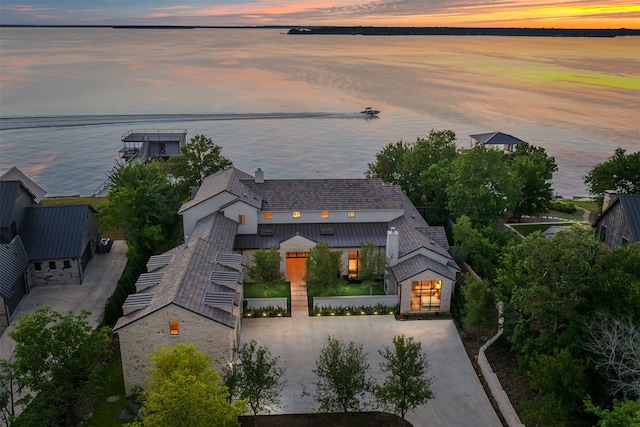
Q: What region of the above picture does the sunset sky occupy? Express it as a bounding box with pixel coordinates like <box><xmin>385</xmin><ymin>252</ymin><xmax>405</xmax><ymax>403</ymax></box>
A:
<box><xmin>1</xmin><ymin>1</ymin><xmax>638</xmax><ymax>28</ymax></box>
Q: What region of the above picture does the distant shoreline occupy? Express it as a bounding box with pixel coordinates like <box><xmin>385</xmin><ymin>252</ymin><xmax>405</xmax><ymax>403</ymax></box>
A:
<box><xmin>0</xmin><ymin>25</ymin><xmax>638</xmax><ymax>37</ymax></box>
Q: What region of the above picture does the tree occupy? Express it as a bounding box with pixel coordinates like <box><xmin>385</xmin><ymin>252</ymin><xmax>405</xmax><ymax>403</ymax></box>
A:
<box><xmin>365</xmin><ymin>140</ymin><xmax>410</xmax><ymax>185</ymax></box>
<box><xmin>248</xmin><ymin>248</ymin><xmax>283</xmax><ymax>283</ymax></box>
<box><xmin>462</xmin><ymin>276</ymin><xmax>498</xmax><ymax>342</ymax></box>
<box><xmin>452</xmin><ymin>215</ymin><xmax>501</xmax><ymax>281</ymax></box>
<box><xmin>99</xmin><ymin>161</ymin><xmax>180</xmax><ymax>257</ymax></box>
<box><xmin>167</xmin><ymin>134</ymin><xmax>233</xmax><ymax>197</ymax></box>
<box><xmin>583</xmin><ymin>312</ymin><xmax>640</xmax><ymax>400</ymax></box>
<box><xmin>305</xmin><ymin>242</ymin><xmax>343</xmax><ymax>296</ymax></box>
<box><xmin>585</xmin><ymin>399</ymin><xmax>640</xmax><ymax>427</ymax></box>
<box><xmin>509</xmin><ymin>142</ymin><xmax>557</xmax><ymax>221</ymax></box>
<box><xmin>134</xmin><ymin>344</ymin><xmax>247</xmax><ymax>427</ymax></box>
<box><xmin>584</xmin><ymin>148</ymin><xmax>640</xmax><ymax>207</ymax></box>
<box><xmin>497</xmin><ymin>226</ymin><xmax>606</xmax><ymax>358</ymax></box>
<box><xmin>592</xmin><ymin>243</ymin><xmax>640</xmax><ymax>319</ymax></box>
<box><xmin>357</xmin><ymin>241</ymin><xmax>385</xmax><ymax>282</ymax></box>
<box><xmin>312</xmin><ymin>337</ymin><xmax>371</xmax><ymax>415</ymax></box>
<box><xmin>9</xmin><ymin>308</ymin><xmax>111</xmax><ymax>426</ymax></box>
<box><xmin>374</xmin><ymin>335</ymin><xmax>434</xmax><ymax>419</ymax></box>
<box><xmin>447</xmin><ymin>144</ymin><xmax>522</xmax><ymax>225</ymax></box>
<box><xmin>226</xmin><ymin>340</ymin><xmax>286</xmax><ymax>421</ymax></box>
<box><xmin>0</xmin><ymin>359</ymin><xmax>16</xmax><ymax>427</ymax></box>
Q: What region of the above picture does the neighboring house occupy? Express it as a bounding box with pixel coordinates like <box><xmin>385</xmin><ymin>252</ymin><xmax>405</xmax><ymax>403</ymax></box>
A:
<box><xmin>119</xmin><ymin>129</ymin><xmax>187</xmax><ymax>162</ymax></box>
<box><xmin>114</xmin><ymin>212</ymin><xmax>245</xmax><ymax>394</ymax></box>
<box><xmin>469</xmin><ymin>131</ymin><xmax>524</xmax><ymax>153</ymax></box>
<box><xmin>21</xmin><ymin>205</ymin><xmax>99</xmax><ymax>286</ymax></box>
<box><xmin>595</xmin><ymin>194</ymin><xmax>640</xmax><ymax>249</ymax></box>
<box><xmin>0</xmin><ymin>167</ymin><xmax>99</xmax><ymax>327</ymax></box>
<box><xmin>179</xmin><ymin>167</ymin><xmax>459</xmax><ymax>314</ymax></box>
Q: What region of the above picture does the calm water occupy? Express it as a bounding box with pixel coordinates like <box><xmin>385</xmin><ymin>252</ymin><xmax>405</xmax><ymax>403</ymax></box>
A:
<box><xmin>0</xmin><ymin>28</ymin><xmax>638</xmax><ymax>196</ymax></box>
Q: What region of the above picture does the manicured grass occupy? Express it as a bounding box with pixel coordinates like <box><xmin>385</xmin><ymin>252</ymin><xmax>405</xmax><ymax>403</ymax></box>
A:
<box><xmin>244</xmin><ymin>282</ymin><xmax>291</xmax><ymax>300</ymax></box>
<box><xmin>510</xmin><ymin>223</ymin><xmax>569</xmax><ymax>237</ymax></box>
<box><xmin>84</xmin><ymin>351</ymin><xmax>129</xmax><ymax>427</ymax></box>
<box><xmin>571</xmin><ymin>199</ymin><xmax>599</xmax><ymax>212</ymax></box>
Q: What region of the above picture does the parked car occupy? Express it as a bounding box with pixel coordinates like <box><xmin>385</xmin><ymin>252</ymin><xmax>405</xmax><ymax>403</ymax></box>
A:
<box><xmin>98</xmin><ymin>238</ymin><xmax>113</xmax><ymax>253</ymax></box>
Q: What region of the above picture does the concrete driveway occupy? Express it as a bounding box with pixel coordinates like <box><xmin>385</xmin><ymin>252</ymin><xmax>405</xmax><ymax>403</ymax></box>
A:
<box><xmin>0</xmin><ymin>240</ymin><xmax>127</xmax><ymax>361</ymax></box>
<box><xmin>241</xmin><ymin>315</ymin><xmax>502</xmax><ymax>427</ymax></box>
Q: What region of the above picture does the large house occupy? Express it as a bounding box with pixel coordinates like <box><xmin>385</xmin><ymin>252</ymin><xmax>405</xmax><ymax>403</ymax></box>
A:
<box><xmin>114</xmin><ymin>167</ymin><xmax>459</xmax><ymax>393</ymax></box>
<box><xmin>595</xmin><ymin>193</ymin><xmax>640</xmax><ymax>249</ymax></box>
<box><xmin>0</xmin><ymin>167</ymin><xmax>99</xmax><ymax>329</ymax></box>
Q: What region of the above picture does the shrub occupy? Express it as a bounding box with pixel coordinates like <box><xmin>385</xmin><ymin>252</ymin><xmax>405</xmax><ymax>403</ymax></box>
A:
<box><xmin>248</xmin><ymin>248</ymin><xmax>283</xmax><ymax>283</ymax></box>
<box><xmin>549</xmin><ymin>199</ymin><xmax>577</xmax><ymax>213</ymax></box>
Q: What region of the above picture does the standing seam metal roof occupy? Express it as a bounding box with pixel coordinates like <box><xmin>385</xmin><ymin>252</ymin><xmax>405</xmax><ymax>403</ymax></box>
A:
<box><xmin>0</xmin><ymin>167</ymin><xmax>47</xmax><ymax>203</ymax></box>
<box><xmin>21</xmin><ymin>205</ymin><xmax>95</xmax><ymax>260</ymax></box>
<box><xmin>0</xmin><ymin>236</ymin><xmax>29</xmax><ymax>298</ymax></box>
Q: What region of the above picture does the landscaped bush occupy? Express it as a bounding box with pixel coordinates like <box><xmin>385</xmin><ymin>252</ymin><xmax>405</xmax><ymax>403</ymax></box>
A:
<box><xmin>244</xmin><ymin>306</ymin><xmax>288</xmax><ymax>318</ymax></box>
<box><xmin>312</xmin><ymin>304</ymin><xmax>399</xmax><ymax>316</ymax></box>
<box><xmin>548</xmin><ymin>199</ymin><xmax>577</xmax><ymax>213</ymax></box>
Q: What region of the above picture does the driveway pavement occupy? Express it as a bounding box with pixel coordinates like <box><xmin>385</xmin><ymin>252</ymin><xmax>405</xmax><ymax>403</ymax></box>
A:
<box><xmin>241</xmin><ymin>315</ymin><xmax>502</xmax><ymax>427</ymax></box>
<box><xmin>0</xmin><ymin>240</ymin><xmax>127</xmax><ymax>361</ymax></box>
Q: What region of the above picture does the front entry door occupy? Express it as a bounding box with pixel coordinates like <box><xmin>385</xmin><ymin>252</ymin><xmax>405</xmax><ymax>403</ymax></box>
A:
<box><xmin>285</xmin><ymin>252</ymin><xmax>309</xmax><ymax>283</ymax></box>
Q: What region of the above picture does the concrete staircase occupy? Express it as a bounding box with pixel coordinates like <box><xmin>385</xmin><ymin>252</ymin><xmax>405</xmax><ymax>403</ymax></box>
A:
<box><xmin>290</xmin><ymin>281</ymin><xmax>309</xmax><ymax>318</ymax></box>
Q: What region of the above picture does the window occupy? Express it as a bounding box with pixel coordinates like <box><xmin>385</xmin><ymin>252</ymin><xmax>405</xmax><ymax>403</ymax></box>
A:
<box><xmin>321</xmin><ymin>211</ymin><xmax>329</xmax><ymax>219</ymax></box>
<box><xmin>347</xmin><ymin>210</ymin><xmax>356</xmax><ymax>218</ymax></box>
<box><xmin>49</xmin><ymin>261</ymin><xmax>56</xmax><ymax>270</ymax></box>
<box><xmin>293</xmin><ymin>211</ymin><xmax>301</xmax><ymax>219</ymax></box>
<box><xmin>599</xmin><ymin>225</ymin><xmax>607</xmax><ymax>242</ymax></box>
<box><xmin>264</xmin><ymin>211</ymin><xmax>272</xmax><ymax>220</ymax></box>
<box><xmin>63</xmin><ymin>260</ymin><xmax>72</xmax><ymax>269</ymax></box>
<box><xmin>169</xmin><ymin>320</ymin><xmax>179</xmax><ymax>335</ymax></box>
<box><xmin>238</xmin><ymin>214</ymin><xmax>245</xmax><ymax>225</ymax></box>
<box><xmin>411</xmin><ymin>280</ymin><xmax>441</xmax><ymax>312</ymax></box>
<box><xmin>34</xmin><ymin>262</ymin><xmax>42</xmax><ymax>271</ymax></box>
<box><xmin>348</xmin><ymin>251</ymin><xmax>360</xmax><ymax>278</ymax></box>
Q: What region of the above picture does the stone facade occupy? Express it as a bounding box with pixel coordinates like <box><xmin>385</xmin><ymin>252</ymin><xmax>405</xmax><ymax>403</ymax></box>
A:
<box><xmin>398</xmin><ymin>269</ymin><xmax>454</xmax><ymax>314</ymax></box>
<box><xmin>29</xmin><ymin>258</ymin><xmax>83</xmax><ymax>286</ymax></box>
<box><xmin>117</xmin><ymin>304</ymin><xmax>236</xmax><ymax>394</ymax></box>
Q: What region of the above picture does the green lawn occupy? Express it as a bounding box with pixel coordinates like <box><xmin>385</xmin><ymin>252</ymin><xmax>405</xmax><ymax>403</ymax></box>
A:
<box><xmin>244</xmin><ymin>282</ymin><xmax>291</xmax><ymax>300</ymax></box>
<box><xmin>43</xmin><ymin>196</ymin><xmax>125</xmax><ymax>240</ymax></box>
<box><xmin>510</xmin><ymin>223</ymin><xmax>569</xmax><ymax>237</ymax></box>
<box><xmin>84</xmin><ymin>351</ymin><xmax>129</xmax><ymax>427</ymax></box>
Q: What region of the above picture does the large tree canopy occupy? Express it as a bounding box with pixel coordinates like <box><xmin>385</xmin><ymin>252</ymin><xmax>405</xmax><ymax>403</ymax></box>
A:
<box><xmin>584</xmin><ymin>147</ymin><xmax>640</xmax><ymax>207</ymax></box>
<box><xmin>509</xmin><ymin>142</ymin><xmax>557</xmax><ymax>220</ymax></box>
<box><xmin>447</xmin><ymin>144</ymin><xmax>522</xmax><ymax>225</ymax></box>
<box><xmin>167</xmin><ymin>134</ymin><xmax>233</xmax><ymax>197</ymax></box>
<box><xmin>134</xmin><ymin>344</ymin><xmax>247</xmax><ymax>427</ymax></box>
<box><xmin>100</xmin><ymin>161</ymin><xmax>180</xmax><ymax>256</ymax></box>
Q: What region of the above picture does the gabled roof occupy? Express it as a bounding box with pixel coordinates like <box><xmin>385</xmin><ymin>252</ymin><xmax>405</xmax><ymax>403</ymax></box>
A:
<box><xmin>391</xmin><ymin>253</ymin><xmax>456</xmax><ymax>282</ymax></box>
<box><xmin>0</xmin><ymin>167</ymin><xmax>47</xmax><ymax>203</ymax></box>
<box><xmin>114</xmin><ymin>212</ymin><xmax>242</xmax><ymax>331</ymax></box>
<box><xmin>178</xmin><ymin>168</ymin><xmax>260</xmax><ymax>213</ymax></box>
<box><xmin>0</xmin><ymin>181</ymin><xmax>21</xmax><ymax>228</ymax></box>
<box><xmin>241</xmin><ymin>178</ymin><xmax>404</xmax><ymax>211</ymax></box>
<box><xmin>0</xmin><ymin>236</ymin><xmax>29</xmax><ymax>299</ymax></box>
<box><xmin>599</xmin><ymin>194</ymin><xmax>640</xmax><ymax>242</ymax></box>
<box><xmin>21</xmin><ymin>205</ymin><xmax>95</xmax><ymax>260</ymax></box>
<box><xmin>470</xmin><ymin>132</ymin><xmax>524</xmax><ymax>146</ymax></box>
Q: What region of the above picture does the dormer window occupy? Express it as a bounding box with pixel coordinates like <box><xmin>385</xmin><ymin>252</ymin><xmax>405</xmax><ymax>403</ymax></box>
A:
<box><xmin>347</xmin><ymin>210</ymin><xmax>356</xmax><ymax>218</ymax></box>
<box><xmin>321</xmin><ymin>211</ymin><xmax>329</xmax><ymax>218</ymax></box>
<box><xmin>293</xmin><ymin>211</ymin><xmax>301</xmax><ymax>219</ymax></box>
<box><xmin>264</xmin><ymin>212</ymin><xmax>272</xmax><ymax>220</ymax></box>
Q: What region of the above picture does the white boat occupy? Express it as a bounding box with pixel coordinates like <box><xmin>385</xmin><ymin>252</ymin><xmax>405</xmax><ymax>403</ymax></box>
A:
<box><xmin>361</xmin><ymin>107</ymin><xmax>380</xmax><ymax>116</ymax></box>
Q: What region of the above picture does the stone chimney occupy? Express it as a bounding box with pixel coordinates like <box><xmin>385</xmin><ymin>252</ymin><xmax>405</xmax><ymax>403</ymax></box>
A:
<box><xmin>602</xmin><ymin>190</ymin><xmax>618</xmax><ymax>211</ymax></box>
<box><xmin>386</xmin><ymin>227</ymin><xmax>399</xmax><ymax>267</ymax></box>
<box><xmin>255</xmin><ymin>168</ymin><xmax>264</xmax><ymax>184</ymax></box>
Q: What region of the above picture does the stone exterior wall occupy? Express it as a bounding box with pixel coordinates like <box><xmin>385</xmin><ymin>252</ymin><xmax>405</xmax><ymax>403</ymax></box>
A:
<box><xmin>29</xmin><ymin>258</ymin><xmax>82</xmax><ymax>286</ymax></box>
<box><xmin>117</xmin><ymin>304</ymin><xmax>236</xmax><ymax>395</ymax></box>
<box><xmin>398</xmin><ymin>269</ymin><xmax>453</xmax><ymax>314</ymax></box>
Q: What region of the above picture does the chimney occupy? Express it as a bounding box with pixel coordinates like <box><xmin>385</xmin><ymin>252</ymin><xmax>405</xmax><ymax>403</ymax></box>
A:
<box><xmin>386</xmin><ymin>227</ymin><xmax>399</xmax><ymax>267</ymax></box>
<box><xmin>602</xmin><ymin>190</ymin><xmax>618</xmax><ymax>211</ymax></box>
<box><xmin>255</xmin><ymin>168</ymin><xmax>264</xmax><ymax>184</ymax></box>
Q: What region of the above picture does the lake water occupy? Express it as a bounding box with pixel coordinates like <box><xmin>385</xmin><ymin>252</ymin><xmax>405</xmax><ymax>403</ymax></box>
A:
<box><xmin>0</xmin><ymin>28</ymin><xmax>638</xmax><ymax>197</ymax></box>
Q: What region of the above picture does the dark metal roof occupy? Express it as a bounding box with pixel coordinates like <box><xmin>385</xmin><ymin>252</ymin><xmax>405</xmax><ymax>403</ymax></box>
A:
<box><xmin>234</xmin><ymin>222</ymin><xmax>389</xmax><ymax>250</ymax></box>
<box><xmin>241</xmin><ymin>178</ymin><xmax>404</xmax><ymax>211</ymax></box>
<box><xmin>0</xmin><ymin>236</ymin><xmax>29</xmax><ymax>299</ymax></box>
<box><xmin>470</xmin><ymin>132</ymin><xmax>524</xmax><ymax>146</ymax></box>
<box><xmin>0</xmin><ymin>181</ymin><xmax>20</xmax><ymax>228</ymax></box>
<box><xmin>0</xmin><ymin>167</ymin><xmax>47</xmax><ymax>203</ymax></box>
<box><xmin>20</xmin><ymin>205</ymin><xmax>95</xmax><ymax>260</ymax></box>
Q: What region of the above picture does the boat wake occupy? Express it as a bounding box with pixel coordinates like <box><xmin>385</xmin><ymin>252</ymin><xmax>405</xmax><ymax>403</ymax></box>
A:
<box><xmin>0</xmin><ymin>112</ymin><xmax>368</xmax><ymax>131</ymax></box>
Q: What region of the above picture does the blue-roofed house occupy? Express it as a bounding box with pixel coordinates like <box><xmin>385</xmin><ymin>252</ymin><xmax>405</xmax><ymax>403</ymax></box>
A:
<box><xmin>595</xmin><ymin>194</ymin><xmax>640</xmax><ymax>249</ymax></box>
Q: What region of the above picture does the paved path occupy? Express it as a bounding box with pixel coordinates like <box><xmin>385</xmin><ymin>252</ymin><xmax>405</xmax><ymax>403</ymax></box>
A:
<box><xmin>0</xmin><ymin>241</ymin><xmax>127</xmax><ymax>361</ymax></box>
<box><xmin>289</xmin><ymin>280</ymin><xmax>309</xmax><ymax>317</ymax></box>
<box><xmin>241</xmin><ymin>315</ymin><xmax>502</xmax><ymax>427</ymax></box>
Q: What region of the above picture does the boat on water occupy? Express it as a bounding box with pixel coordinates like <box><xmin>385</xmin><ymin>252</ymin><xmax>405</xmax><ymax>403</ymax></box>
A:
<box><xmin>361</xmin><ymin>107</ymin><xmax>380</xmax><ymax>117</ymax></box>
